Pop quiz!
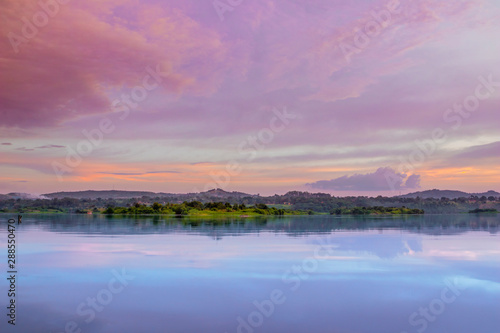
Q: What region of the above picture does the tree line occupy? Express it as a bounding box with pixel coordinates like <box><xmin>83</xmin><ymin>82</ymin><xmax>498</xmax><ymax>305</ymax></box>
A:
<box><xmin>0</xmin><ymin>192</ymin><xmax>498</xmax><ymax>214</ymax></box>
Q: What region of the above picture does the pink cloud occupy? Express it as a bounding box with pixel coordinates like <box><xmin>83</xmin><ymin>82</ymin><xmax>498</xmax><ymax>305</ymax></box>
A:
<box><xmin>0</xmin><ymin>0</ymin><xmax>231</xmax><ymax>128</ymax></box>
<box><xmin>1</xmin><ymin>0</ymin><xmax>499</xmax><ymax>194</ymax></box>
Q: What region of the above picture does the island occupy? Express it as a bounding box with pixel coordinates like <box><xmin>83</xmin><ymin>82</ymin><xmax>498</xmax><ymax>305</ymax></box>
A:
<box><xmin>98</xmin><ymin>202</ymin><xmax>424</xmax><ymax>216</ymax></box>
<box><xmin>99</xmin><ymin>202</ymin><xmax>308</xmax><ymax>216</ymax></box>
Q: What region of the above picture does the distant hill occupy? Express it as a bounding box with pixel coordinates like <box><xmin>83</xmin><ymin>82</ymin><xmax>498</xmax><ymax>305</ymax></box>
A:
<box><xmin>473</xmin><ymin>190</ymin><xmax>500</xmax><ymax>197</ymax></box>
<box><xmin>42</xmin><ymin>188</ymin><xmax>255</xmax><ymax>200</ymax></box>
<box><xmin>201</xmin><ymin>188</ymin><xmax>252</xmax><ymax>198</ymax></box>
<box><xmin>2</xmin><ymin>193</ymin><xmax>49</xmax><ymax>199</ymax></box>
<box><xmin>398</xmin><ymin>189</ymin><xmax>500</xmax><ymax>199</ymax></box>
<box><xmin>2</xmin><ymin>189</ymin><xmax>499</xmax><ymax>214</ymax></box>
<box><xmin>44</xmin><ymin>190</ymin><xmax>160</xmax><ymax>199</ymax></box>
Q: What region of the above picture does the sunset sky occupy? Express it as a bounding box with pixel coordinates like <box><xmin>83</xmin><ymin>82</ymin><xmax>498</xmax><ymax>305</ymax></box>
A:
<box><xmin>1</xmin><ymin>0</ymin><xmax>499</xmax><ymax>196</ymax></box>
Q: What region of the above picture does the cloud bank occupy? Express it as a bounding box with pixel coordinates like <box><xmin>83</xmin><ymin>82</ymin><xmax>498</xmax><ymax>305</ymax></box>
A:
<box><xmin>306</xmin><ymin>167</ymin><xmax>421</xmax><ymax>191</ymax></box>
<box><xmin>0</xmin><ymin>0</ymin><xmax>499</xmax><ymax>194</ymax></box>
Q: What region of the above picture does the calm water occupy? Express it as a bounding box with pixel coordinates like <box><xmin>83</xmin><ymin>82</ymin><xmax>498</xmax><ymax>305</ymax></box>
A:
<box><xmin>0</xmin><ymin>214</ymin><xmax>499</xmax><ymax>333</ymax></box>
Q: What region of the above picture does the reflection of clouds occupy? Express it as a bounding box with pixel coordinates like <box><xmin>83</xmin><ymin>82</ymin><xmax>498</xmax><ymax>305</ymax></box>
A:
<box><xmin>428</xmin><ymin>250</ymin><xmax>478</xmax><ymax>260</ymax></box>
<box><xmin>461</xmin><ymin>276</ymin><xmax>500</xmax><ymax>293</ymax></box>
<box><xmin>425</xmin><ymin>249</ymin><xmax>500</xmax><ymax>261</ymax></box>
<box><xmin>418</xmin><ymin>236</ymin><xmax>500</xmax><ymax>262</ymax></box>
<box><xmin>18</xmin><ymin>234</ymin><xmax>259</xmax><ymax>270</ymax></box>
<box><xmin>403</xmin><ymin>240</ymin><xmax>416</xmax><ymax>255</ymax></box>
<box><xmin>2</xmin><ymin>218</ymin><xmax>499</xmax><ymax>333</ymax></box>
<box><xmin>321</xmin><ymin>234</ymin><xmax>423</xmax><ymax>259</ymax></box>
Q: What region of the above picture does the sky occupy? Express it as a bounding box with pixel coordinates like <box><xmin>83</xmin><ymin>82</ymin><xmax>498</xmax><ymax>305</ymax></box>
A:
<box><xmin>1</xmin><ymin>0</ymin><xmax>499</xmax><ymax>196</ymax></box>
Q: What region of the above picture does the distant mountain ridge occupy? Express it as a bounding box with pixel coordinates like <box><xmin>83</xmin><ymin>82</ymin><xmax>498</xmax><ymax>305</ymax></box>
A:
<box><xmin>1</xmin><ymin>188</ymin><xmax>498</xmax><ymax>200</ymax></box>
<box><xmin>397</xmin><ymin>189</ymin><xmax>500</xmax><ymax>199</ymax></box>
<box><xmin>2</xmin><ymin>188</ymin><xmax>499</xmax><ymax>215</ymax></box>
<box><xmin>42</xmin><ymin>188</ymin><xmax>255</xmax><ymax>200</ymax></box>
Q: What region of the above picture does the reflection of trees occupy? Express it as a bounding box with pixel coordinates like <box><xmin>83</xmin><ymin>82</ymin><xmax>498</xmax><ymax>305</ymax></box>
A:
<box><xmin>9</xmin><ymin>214</ymin><xmax>498</xmax><ymax>240</ymax></box>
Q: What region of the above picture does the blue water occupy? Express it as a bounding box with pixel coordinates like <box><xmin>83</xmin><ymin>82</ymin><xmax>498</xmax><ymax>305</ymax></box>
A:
<box><xmin>0</xmin><ymin>214</ymin><xmax>499</xmax><ymax>333</ymax></box>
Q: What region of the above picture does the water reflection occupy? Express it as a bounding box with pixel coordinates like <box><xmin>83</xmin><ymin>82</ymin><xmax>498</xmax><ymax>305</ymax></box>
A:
<box><xmin>0</xmin><ymin>214</ymin><xmax>498</xmax><ymax>333</ymax></box>
<box><xmin>10</xmin><ymin>213</ymin><xmax>499</xmax><ymax>237</ymax></box>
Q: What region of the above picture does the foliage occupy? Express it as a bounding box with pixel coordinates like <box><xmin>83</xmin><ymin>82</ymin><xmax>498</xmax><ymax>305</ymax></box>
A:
<box><xmin>330</xmin><ymin>206</ymin><xmax>424</xmax><ymax>215</ymax></box>
<box><xmin>1</xmin><ymin>191</ymin><xmax>499</xmax><ymax>215</ymax></box>
<box><xmin>468</xmin><ymin>208</ymin><xmax>498</xmax><ymax>213</ymax></box>
<box><xmin>94</xmin><ymin>201</ymin><xmax>303</xmax><ymax>216</ymax></box>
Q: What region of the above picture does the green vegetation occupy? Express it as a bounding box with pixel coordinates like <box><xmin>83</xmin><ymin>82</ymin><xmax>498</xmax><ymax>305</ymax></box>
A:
<box><xmin>101</xmin><ymin>201</ymin><xmax>308</xmax><ymax>216</ymax></box>
<box><xmin>331</xmin><ymin>206</ymin><xmax>424</xmax><ymax>215</ymax></box>
<box><xmin>468</xmin><ymin>208</ymin><xmax>498</xmax><ymax>214</ymax></box>
<box><xmin>1</xmin><ymin>190</ymin><xmax>499</xmax><ymax>215</ymax></box>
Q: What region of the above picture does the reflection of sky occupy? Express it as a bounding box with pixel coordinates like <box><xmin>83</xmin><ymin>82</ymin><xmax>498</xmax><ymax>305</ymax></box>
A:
<box><xmin>308</xmin><ymin>232</ymin><xmax>424</xmax><ymax>259</ymax></box>
<box><xmin>0</xmin><ymin>216</ymin><xmax>498</xmax><ymax>333</ymax></box>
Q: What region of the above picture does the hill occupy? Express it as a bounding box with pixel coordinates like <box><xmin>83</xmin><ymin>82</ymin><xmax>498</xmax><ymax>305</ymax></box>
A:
<box><xmin>198</xmin><ymin>188</ymin><xmax>252</xmax><ymax>198</ymax></box>
<box><xmin>42</xmin><ymin>188</ymin><xmax>255</xmax><ymax>200</ymax></box>
<box><xmin>2</xmin><ymin>189</ymin><xmax>499</xmax><ymax>214</ymax></box>
<box><xmin>398</xmin><ymin>189</ymin><xmax>500</xmax><ymax>199</ymax></box>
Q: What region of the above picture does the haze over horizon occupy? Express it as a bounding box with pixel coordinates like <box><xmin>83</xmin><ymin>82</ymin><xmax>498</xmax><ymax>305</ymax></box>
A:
<box><xmin>1</xmin><ymin>0</ymin><xmax>499</xmax><ymax>196</ymax></box>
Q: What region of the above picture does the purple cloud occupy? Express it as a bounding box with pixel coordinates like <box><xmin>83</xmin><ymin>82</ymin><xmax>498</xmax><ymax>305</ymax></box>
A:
<box><xmin>452</xmin><ymin>141</ymin><xmax>500</xmax><ymax>161</ymax></box>
<box><xmin>0</xmin><ymin>0</ymin><xmax>498</xmax><ymax>194</ymax></box>
<box><xmin>404</xmin><ymin>174</ymin><xmax>421</xmax><ymax>189</ymax></box>
<box><xmin>306</xmin><ymin>167</ymin><xmax>421</xmax><ymax>191</ymax></box>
